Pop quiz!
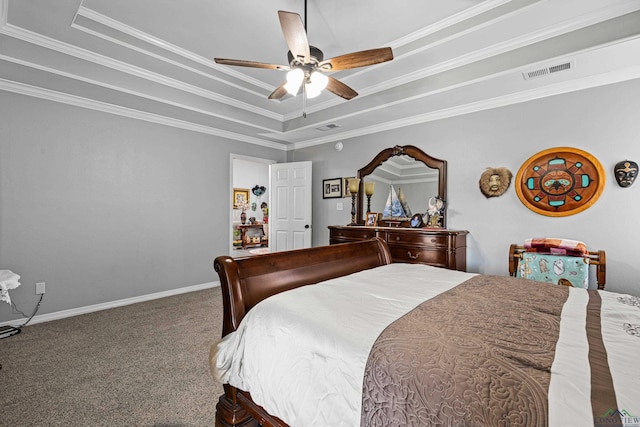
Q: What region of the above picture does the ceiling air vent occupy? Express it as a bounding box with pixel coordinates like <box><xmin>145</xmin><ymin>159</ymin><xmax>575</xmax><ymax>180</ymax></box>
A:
<box><xmin>316</xmin><ymin>123</ymin><xmax>341</xmax><ymax>131</ymax></box>
<box><xmin>522</xmin><ymin>60</ymin><xmax>574</xmax><ymax>80</ymax></box>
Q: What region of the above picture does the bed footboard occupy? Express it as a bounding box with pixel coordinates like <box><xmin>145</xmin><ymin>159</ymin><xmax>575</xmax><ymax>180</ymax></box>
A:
<box><xmin>212</xmin><ymin>237</ymin><xmax>392</xmax><ymax>427</ymax></box>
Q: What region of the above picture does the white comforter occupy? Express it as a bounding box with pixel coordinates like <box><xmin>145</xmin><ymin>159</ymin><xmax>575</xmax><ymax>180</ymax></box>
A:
<box><xmin>215</xmin><ymin>263</ymin><xmax>640</xmax><ymax>427</ymax></box>
<box><xmin>215</xmin><ymin>263</ymin><xmax>477</xmax><ymax>427</ymax></box>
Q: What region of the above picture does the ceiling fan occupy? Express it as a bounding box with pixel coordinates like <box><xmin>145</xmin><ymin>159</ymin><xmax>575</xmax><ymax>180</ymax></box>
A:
<box><xmin>214</xmin><ymin>7</ymin><xmax>393</xmax><ymax>101</ymax></box>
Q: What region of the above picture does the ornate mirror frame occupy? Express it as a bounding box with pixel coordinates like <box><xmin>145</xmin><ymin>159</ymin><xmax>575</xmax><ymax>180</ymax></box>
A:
<box><xmin>356</xmin><ymin>145</ymin><xmax>447</xmax><ymax>227</ymax></box>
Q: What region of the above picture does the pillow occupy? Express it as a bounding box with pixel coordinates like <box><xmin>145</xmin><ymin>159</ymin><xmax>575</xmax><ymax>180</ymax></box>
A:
<box><xmin>516</xmin><ymin>253</ymin><xmax>589</xmax><ymax>288</ymax></box>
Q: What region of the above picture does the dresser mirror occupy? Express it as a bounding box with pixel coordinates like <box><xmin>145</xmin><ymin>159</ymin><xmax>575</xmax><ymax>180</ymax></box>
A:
<box><xmin>356</xmin><ymin>145</ymin><xmax>447</xmax><ymax>227</ymax></box>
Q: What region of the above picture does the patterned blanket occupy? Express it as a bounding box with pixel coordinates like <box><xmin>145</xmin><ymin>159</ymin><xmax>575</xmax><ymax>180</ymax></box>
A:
<box><xmin>524</xmin><ymin>237</ymin><xmax>588</xmax><ymax>257</ymax></box>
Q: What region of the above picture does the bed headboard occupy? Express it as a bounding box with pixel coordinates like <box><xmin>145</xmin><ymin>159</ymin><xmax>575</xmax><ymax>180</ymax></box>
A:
<box><xmin>214</xmin><ymin>237</ymin><xmax>393</xmax><ymax>336</ymax></box>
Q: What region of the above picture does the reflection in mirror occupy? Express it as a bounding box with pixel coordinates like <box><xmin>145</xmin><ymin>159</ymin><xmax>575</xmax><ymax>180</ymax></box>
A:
<box><xmin>356</xmin><ymin>145</ymin><xmax>447</xmax><ymax>227</ymax></box>
<box><xmin>365</xmin><ymin>155</ymin><xmax>439</xmax><ymax>220</ymax></box>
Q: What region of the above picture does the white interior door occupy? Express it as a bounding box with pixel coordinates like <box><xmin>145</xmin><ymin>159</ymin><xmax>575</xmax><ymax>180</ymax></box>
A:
<box><xmin>269</xmin><ymin>161</ymin><xmax>312</xmax><ymax>252</ymax></box>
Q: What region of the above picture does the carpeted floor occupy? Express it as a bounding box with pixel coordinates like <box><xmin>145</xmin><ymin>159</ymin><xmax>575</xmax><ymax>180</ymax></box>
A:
<box><xmin>0</xmin><ymin>287</ymin><xmax>224</xmax><ymax>426</ymax></box>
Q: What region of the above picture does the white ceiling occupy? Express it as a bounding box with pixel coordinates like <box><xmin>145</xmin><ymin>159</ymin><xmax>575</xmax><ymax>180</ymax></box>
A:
<box><xmin>1</xmin><ymin>0</ymin><xmax>640</xmax><ymax>151</ymax></box>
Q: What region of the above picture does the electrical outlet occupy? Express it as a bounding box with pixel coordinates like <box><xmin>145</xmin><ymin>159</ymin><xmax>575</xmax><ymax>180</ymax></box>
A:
<box><xmin>35</xmin><ymin>282</ymin><xmax>46</xmax><ymax>295</ymax></box>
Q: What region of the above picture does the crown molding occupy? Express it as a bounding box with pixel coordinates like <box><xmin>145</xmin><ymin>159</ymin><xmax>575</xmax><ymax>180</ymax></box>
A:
<box><xmin>1</xmin><ymin>22</ymin><xmax>284</xmax><ymax>122</ymax></box>
<box><xmin>291</xmin><ymin>66</ymin><xmax>640</xmax><ymax>150</ymax></box>
<box><xmin>72</xmin><ymin>5</ymin><xmax>276</xmax><ymax>97</ymax></box>
<box><xmin>0</xmin><ymin>54</ymin><xmax>284</xmax><ymax>135</ymax></box>
<box><xmin>388</xmin><ymin>0</ymin><xmax>513</xmax><ymax>49</ymax></box>
<box><xmin>0</xmin><ymin>78</ymin><xmax>287</xmax><ymax>151</ymax></box>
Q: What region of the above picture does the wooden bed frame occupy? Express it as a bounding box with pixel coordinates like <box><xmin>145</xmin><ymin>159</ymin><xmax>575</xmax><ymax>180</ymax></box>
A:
<box><xmin>213</xmin><ymin>238</ymin><xmax>393</xmax><ymax>427</ymax></box>
<box><xmin>508</xmin><ymin>244</ymin><xmax>606</xmax><ymax>290</ymax></box>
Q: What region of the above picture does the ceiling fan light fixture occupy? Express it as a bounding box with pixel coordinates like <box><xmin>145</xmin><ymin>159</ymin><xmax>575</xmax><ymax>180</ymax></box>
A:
<box><xmin>309</xmin><ymin>71</ymin><xmax>328</xmax><ymax>91</ymax></box>
<box><xmin>284</xmin><ymin>68</ymin><xmax>304</xmax><ymax>95</ymax></box>
<box><xmin>305</xmin><ymin>84</ymin><xmax>321</xmax><ymax>99</ymax></box>
<box><xmin>305</xmin><ymin>71</ymin><xmax>328</xmax><ymax>98</ymax></box>
<box><xmin>214</xmin><ymin>10</ymin><xmax>393</xmax><ymax>102</ymax></box>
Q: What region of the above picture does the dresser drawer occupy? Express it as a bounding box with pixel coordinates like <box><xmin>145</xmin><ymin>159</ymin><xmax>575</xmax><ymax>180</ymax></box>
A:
<box><xmin>328</xmin><ymin>226</ymin><xmax>468</xmax><ymax>271</ymax></box>
<box><xmin>330</xmin><ymin>228</ymin><xmax>377</xmax><ymax>241</ymax></box>
<box><xmin>385</xmin><ymin>231</ymin><xmax>449</xmax><ymax>247</ymax></box>
<box><xmin>388</xmin><ymin>244</ymin><xmax>448</xmax><ymax>267</ymax></box>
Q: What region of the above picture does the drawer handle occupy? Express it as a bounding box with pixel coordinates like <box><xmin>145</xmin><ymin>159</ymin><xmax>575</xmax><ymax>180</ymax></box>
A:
<box><xmin>407</xmin><ymin>251</ymin><xmax>419</xmax><ymax>260</ymax></box>
<box><xmin>431</xmin><ymin>238</ymin><xmax>436</xmax><ymax>243</ymax></box>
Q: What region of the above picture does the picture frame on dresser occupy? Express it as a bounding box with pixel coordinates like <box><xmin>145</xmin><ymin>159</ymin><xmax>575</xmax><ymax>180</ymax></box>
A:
<box><xmin>322</xmin><ymin>178</ymin><xmax>342</xmax><ymax>199</ymax></box>
<box><xmin>365</xmin><ymin>212</ymin><xmax>378</xmax><ymax>227</ymax></box>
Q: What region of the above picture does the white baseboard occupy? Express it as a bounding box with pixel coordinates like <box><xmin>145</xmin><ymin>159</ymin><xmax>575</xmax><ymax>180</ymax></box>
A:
<box><xmin>0</xmin><ymin>281</ymin><xmax>220</xmax><ymax>328</ymax></box>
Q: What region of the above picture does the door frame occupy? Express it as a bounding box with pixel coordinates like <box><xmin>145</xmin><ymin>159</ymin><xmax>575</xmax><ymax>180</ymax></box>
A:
<box><xmin>229</xmin><ymin>153</ymin><xmax>277</xmax><ymax>256</ymax></box>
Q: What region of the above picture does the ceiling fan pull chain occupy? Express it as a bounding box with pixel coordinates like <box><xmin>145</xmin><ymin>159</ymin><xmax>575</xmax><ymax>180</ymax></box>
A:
<box><xmin>302</xmin><ymin>88</ymin><xmax>307</xmax><ymax>118</ymax></box>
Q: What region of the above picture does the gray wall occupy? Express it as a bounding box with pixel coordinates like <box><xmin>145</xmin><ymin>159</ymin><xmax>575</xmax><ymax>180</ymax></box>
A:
<box><xmin>293</xmin><ymin>79</ymin><xmax>640</xmax><ymax>296</ymax></box>
<box><xmin>3</xmin><ymin>79</ymin><xmax>639</xmax><ymax>324</ymax></box>
<box><xmin>0</xmin><ymin>92</ymin><xmax>285</xmax><ymax>322</ymax></box>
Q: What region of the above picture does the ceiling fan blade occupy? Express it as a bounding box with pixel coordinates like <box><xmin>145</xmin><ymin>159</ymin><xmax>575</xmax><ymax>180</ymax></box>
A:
<box><xmin>214</xmin><ymin>58</ymin><xmax>288</xmax><ymax>71</ymax></box>
<box><xmin>278</xmin><ymin>11</ymin><xmax>310</xmax><ymax>63</ymax></box>
<box><xmin>319</xmin><ymin>47</ymin><xmax>393</xmax><ymax>71</ymax></box>
<box><xmin>326</xmin><ymin>76</ymin><xmax>358</xmax><ymax>100</ymax></box>
<box><xmin>268</xmin><ymin>82</ymin><xmax>289</xmax><ymax>100</ymax></box>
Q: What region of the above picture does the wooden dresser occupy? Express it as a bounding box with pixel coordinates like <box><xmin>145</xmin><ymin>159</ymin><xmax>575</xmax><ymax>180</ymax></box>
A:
<box><xmin>329</xmin><ymin>226</ymin><xmax>468</xmax><ymax>271</ymax></box>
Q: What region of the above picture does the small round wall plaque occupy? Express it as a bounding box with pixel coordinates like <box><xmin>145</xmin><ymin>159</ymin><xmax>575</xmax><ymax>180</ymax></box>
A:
<box><xmin>515</xmin><ymin>147</ymin><xmax>605</xmax><ymax>217</ymax></box>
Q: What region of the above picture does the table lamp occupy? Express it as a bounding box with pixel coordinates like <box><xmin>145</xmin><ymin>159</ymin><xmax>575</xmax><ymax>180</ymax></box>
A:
<box><xmin>348</xmin><ymin>178</ymin><xmax>361</xmax><ymax>225</ymax></box>
<box><xmin>364</xmin><ymin>182</ymin><xmax>375</xmax><ymax>214</ymax></box>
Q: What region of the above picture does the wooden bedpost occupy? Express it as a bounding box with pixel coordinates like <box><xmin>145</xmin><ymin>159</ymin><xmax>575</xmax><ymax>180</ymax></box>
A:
<box><xmin>216</xmin><ymin>385</ymin><xmax>258</xmax><ymax>427</ymax></box>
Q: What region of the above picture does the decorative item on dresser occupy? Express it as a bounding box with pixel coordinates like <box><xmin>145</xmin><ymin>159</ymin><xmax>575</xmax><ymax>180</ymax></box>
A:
<box><xmin>364</xmin><ymin>181</ymin><xmax>375</xmax><ymax>212</ymax></box>
<box><xmin>347</xmin><ymin>177</ymin><xmax>360</xmax><ymax>225</ymax></box>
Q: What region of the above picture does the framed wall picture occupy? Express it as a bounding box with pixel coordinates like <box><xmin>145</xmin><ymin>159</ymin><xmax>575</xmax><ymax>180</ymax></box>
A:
<box><xmin>365</xmin><ymin>212</ymin><xmax>379</xmax><ymax>227</ymax></box>
<box><xmin>233</xmin><ymin>188</ymin><xmax>250</xmax><ymax>209</ymax></box>
<box><xmin>342</xmin><ymin>177</ymin><xmax>356</xmax><ymax>197</ymax></box>
<box><xmin>515</xmin><ymin>147</ymin><xmax>605</xmax><ymax>217</ymax></box>
<box><xmin>323</xmin><ymin>178</ymin><xmax>342</xmax><ymax>199</ymax></box>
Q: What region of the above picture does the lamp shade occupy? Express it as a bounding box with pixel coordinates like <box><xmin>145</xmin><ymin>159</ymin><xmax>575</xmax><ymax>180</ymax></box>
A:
<box><xmin>348</xmin><ymin>178</ymin><xmax>361</xmax><ymax>193</ymax></box>
<box><xmin>364</xmin><ymin>181</ymin><xmax>375</xmax><ymax>196</ymax></box>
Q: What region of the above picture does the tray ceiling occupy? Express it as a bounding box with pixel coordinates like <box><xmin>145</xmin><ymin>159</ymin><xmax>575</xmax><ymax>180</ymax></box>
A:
<box><xmin>1</xmin><ymin>0</ymin><xmax>639</xmax><ymax>150</ymax></box>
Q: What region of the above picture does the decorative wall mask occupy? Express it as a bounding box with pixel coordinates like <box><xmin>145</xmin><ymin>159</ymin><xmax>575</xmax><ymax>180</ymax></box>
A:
<box><xmin>515</xmin><ymin>147</ymin><xmax>605</xmax><ymax>217</ymax></box>
<box><xmin>479</xmin><ymin>167</ymin><xmax>512</xmax><ymax>198</ymax></box>
<box><xmin>252</xmin><ymin>185</ymin><xmax>266</xmax><ymax>197</ymax></box>
<box><xmin>614</xmin><ymin>160</ymin><xmax>638</xmax><ymax>187</ymax></box>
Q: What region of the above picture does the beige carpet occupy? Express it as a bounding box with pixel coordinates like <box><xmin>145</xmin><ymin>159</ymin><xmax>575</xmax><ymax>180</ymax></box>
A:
<box><xmin>0</xmin><ymin>287</ymin><xmax>224</xmax><ymax>426</ymax></box>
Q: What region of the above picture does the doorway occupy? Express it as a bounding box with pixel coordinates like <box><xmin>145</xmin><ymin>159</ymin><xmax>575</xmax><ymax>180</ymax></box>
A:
<box><xmin>229</xmin><ymin>154</ymin><xmax>275</xmax><ymax>256</ymax></box>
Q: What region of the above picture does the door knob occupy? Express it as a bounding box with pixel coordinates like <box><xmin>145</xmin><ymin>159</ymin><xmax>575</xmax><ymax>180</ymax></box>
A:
<box><xmin>304</xmin><ymin>224</ymin><xmax>310</xmax><ymax>229</ymax></box>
